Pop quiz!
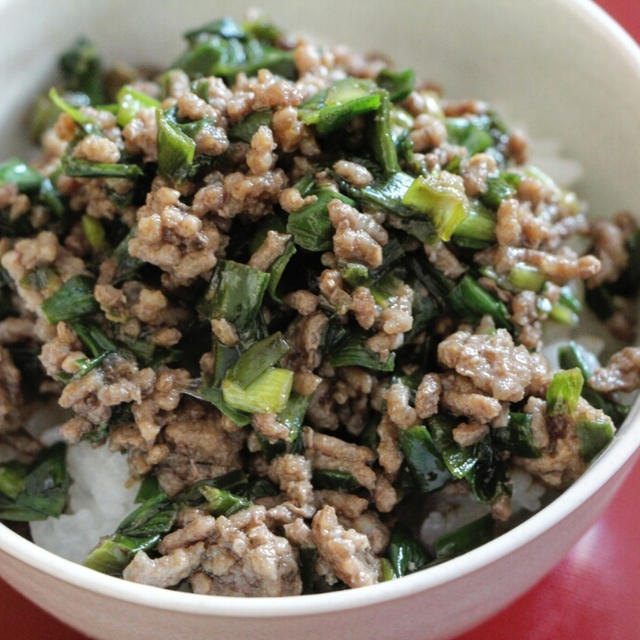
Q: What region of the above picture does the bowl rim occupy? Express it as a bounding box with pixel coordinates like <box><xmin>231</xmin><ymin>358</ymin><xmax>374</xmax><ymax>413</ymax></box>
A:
<box><xmin>2</xmin><ymin>0</ymin><xmax>640</xmax><ymax>621</ymax></box>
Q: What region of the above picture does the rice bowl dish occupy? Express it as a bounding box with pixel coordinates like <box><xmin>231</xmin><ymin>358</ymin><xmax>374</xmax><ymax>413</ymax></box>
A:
<box><xmin>0</xmin><ymin>3</ymin><xmax>637</xmax><ymax>633</ymax></box>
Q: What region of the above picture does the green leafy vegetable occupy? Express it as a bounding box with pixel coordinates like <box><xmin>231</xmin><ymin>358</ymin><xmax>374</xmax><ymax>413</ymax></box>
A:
<box><xmin>0</xmin><ymin>443</ymin><xmax>69</xmax><ymax>521</ymax></box>
<box><xmin>311</xmin><ymin>469</ymin><xmax>360</xmax><ymax>492</ymax></box>
<box><xmin>62</xmin><ymin>157</ymin><xmax>144</xmax><ymax>179</ymax></box>
<box><xmin>493</xmin><ymin>413</ymin><xmax>541</xmax><ymax>458</ymax></box>
<box><xmin>546</xmin><ymin>368</ymin><xmax>584</xmax><ymax>416</ymax></box>
<box><xmin>329</xmin><ymin>332</ymin><xmax>395</xmax><ymax>372</ymax></box>
<box><xmin>199</xmin><ymin>486</ymin><xmax>251</xmax><ymax>516</ymax></box>
<box><xmin>376</xmin><ymin>69</ymin><xmax>415</xmax><ymax>102</ymax></box>
<box><xmin>226</xmin><ymin>331</ymin><xmax>290</xmax><ymax>388</ymax></box>
<box><xmin>434</xmin><ymin>514</ymin><xmax>494</xmax><ymax>559</ymax></box>
<box><xmin>299</xmin><ymin>78</ymin><xmax>382</xmax><ymax>135</ymax></box>
<box><xmin>397</xmin><ymin>425</ymin><xmax>450</xmax><ymax>493</ymax></box>
<box><xmin>402</xmin><ymin>172</ymin><xmax>470</xmax><ymax>241</ymax></box>
<box><xmin>577</xmin><ymin>419</ymin><xmax>615</xmax><ymax>462</ymax></box>
<box><xmin>388</xmin><ymin>524</ymin><xmax>430</xmax><ymax>577</ymax></box>
<box><xmin>199</xmin><ymin>260</ymin><xmax>270</xmax><ymax>341</ymax></box>
<box><xmin>228</xmin><ymin>109</ymin><xmax>272</xmax><ymax>142</ymax></box>
<box><xmin>116</xmin><ymin>85</ymin><xmax>160</xmax><ymax>127</ymax></box>
<box><xmin>156</xmin><ymin>108</ymin><xmax>196</xmax><ymax>182</ymax></box>
<box><xmin>371</xmin><ymin>91</ymin><xmax>400</xmax><ymax>174</ymax></box>
<box><xmin>222</xmin><ymin>366</ymin><xmax>293</xmax><ymax>414</ymax></box>
<box><xmin>286</xmin><ymin>188</ymin><xmax>355</xmax><ymax>251</ymax></box>
<box><xmin>41</xmin><ymin>275</ymin><xmax>98</xmax><ymax>324</ymax></box>
<box><xmin>0</xmin><ymin>159</ymin><xmax>43</xmax><ymax>192</ymax></box>
<box><xmin>59</xmin><ymin>37</ymin><xmax>104</xmax><ymax>104</ymax></box>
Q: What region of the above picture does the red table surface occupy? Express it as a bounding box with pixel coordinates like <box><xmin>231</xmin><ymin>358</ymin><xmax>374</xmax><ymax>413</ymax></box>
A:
<box><xmin>2</xmin><ymin>1</ymin><xmax>640</xmax><ymax>639</ymax></box>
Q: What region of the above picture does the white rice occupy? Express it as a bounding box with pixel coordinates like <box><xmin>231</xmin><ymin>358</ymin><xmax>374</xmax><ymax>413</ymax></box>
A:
<box><xmin>30</xmin><ymin>443</ymin><xmax>138</xmax><ymax>563</ymax></box>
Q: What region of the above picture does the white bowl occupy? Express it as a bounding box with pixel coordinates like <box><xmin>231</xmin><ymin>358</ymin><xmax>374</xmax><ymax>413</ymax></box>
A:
<box><xmin>1</xmin><ymin>1</ymin><xmax>640</xmax><ymax>639</ymax></box>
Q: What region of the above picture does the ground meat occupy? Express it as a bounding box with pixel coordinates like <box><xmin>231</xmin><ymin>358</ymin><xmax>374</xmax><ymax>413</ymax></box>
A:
<box><xmin>1</xmin><ymin>231</ymin><xmax>87</xmax><ymax>313</ymax></box>
<box><xmin>344</xmin><ymin>511</ymin><xmax>390</xmax><ymax>555</ymax></box>
<box><xmin>477</xmin><ymin>245</ymin><xmax>600</xmax><ymax>285</ymax></box>
<box><xmin>211</xmin><ymin>318</ymin><xmax>239</xmax><ymax>347</ymax></box>
<box><xmin>376</xmin><ymin>414</ymin><xmax>403</xmax><ymax>475</ymax></box>
<box><xmin>495</xmin><ymin>198</ymin><xmax>550</xmax><ymax>249</ymax></box>
<box><xmin>314</xmin><ymin>490</ymin><xmax>368</xmax><ymax>519</ymax></box>
<box><xmin>283</xmin><ymin>289</ymin><xmax>318</xmax><ymax>316</ymax></box>
<box><xmin>379</xmin><ymin>283</ymin><xmax>414</xmax><ymax>335</ymax></box>
<box><xmin>385</xmin><ymin>382</ymin><xmax>417</xmax><ymax>428</ymax></box>
<box><xmin>246</xmin><ymin>126</ymin><xmax>277</xmax><ymax>175</ymax></box>
<box><xmin>220</xmin><ymin>169</ymin><xmax>288</xmax><ymax>219</ymax></box>
<box><xmin>130</xmin><ymin>367</ymin><xmax>190</xmax><ymax>443</ymax></box>
<box><xmin>415</xmin><ymin>373</ymin><xmax>441</xmax><ymax>419</ymax></box>
<box><xmin>588</xmin><ymin>215</ymin><xmax>634</xmax><ymax>288</ymax></box>
<box><xmin>0</xmin><ymin>316</ymin><xmax>36</xmax><ymax>344</ymax></box>
<box><xmin>328</xmin><ymin>199</ymin><xmax>388</xmax><ymax>268</ymax></box>
<box><xmin>424</xmin><ymin>241</ymin><xmax>467</xmax><ymax>278</ymax></box>
<box><xmin>198</xmin><ymin>506</ymin><xmax>302</xmax><ymax>596</ymax></box>
<box><xmin>440</xmin><ymin>373</ymin><xmax>502</xmax><ymax>423</ymax></box>
<box><xmin>73</xmin><ymin>134</ymin><xmax>120</xmax><ymax>164</ymax></box>
<box><xmin>410</xmin><ymin>113</ymin><xmax>447</xmax><ymax>152</ymax></box>
<box><xmin>374</xmin><ymin>473</ymin><xmax>398</xmax><ymax>513</ymax></box>
<box><xmin>248</xmin><ymin>230</ymin><xmax>291</xmax><ymax>271</ymax></box>
<box><xmin>282</xmin><ymin>311</ymin><xmax>328</xmax><ymax>372</ymax></box>
<box><xmin>304</xmin><ymin>426</ymin><xmax>376</xmax><ymax>490</ymax></box>
<box><xmin>123</xmin><ymin>542</ymin><xmax>205</xmax><ymax>588</ymax></box>
<box><xmin>157</xmin><ymin>514</ymin><xmax>217</xmax><ymax>555</ymax></box>
<box><xmin>272</xmin><ymin>106</ymin><xmax>305</xmax><ymax>153</ymax></box>
<box><xmin>350</xmin><ymin>286</ymin><xmax>378</xmax><ymax>329</ymax></box>
<box><xmin>252</xmin><ymin>413</ymin><xmax>290</xmax><ymax>441</ymax></box>
<box><xmin>58</xmin><ymin>354</ymin><xmax>155</xmax><ymax>425</ymax></box>
<box><xmin>438</xmin><ymin>328</ymin><xmax>536</xmax><ymax>402</ymax></box>
<box><xmin>39</xmin><ymin>321</ymin><xmax>86</xmax><ymax>377</ymax></box>
<box><xmin>311</xmin><ymin>506</ymin><xmax>379</xmax><ymax>589</ymax></box>
<box><xmin>155</xmin><ymin>400</ymin><xmax>245</xmax><ymax>495</ymax></box>
<box><xmin>279</xmin><ymin>187</ymin><xmax>317</xmax><ymax>213</ymax></box>
<box><xmin>516</xmin><ymin>397</ymin><xmax>613</xmax><ymax>487</ymax></box>
<box><xmin>318</xmin><ymin>268</ymin><xmax>352</xmax><ymax>313</ymax></box>
<box><xmin>194</xmin><ymin>123</ymin><xmax>229</xmax><ymax>156</ymax></box>
<box><xmin>333</xmin><ymin>160</ymin><xmax>373</xmax><ymax>187</ymax></box>
<box><xmin>268</xmin><ymin>454</ymin><xmax>315</xmax><ymax>518</ymax></box>
<box><xmin>452</xmin><ymin>421</ymin><xmax>489</xmax><ymax>447</ymax></box>
<box><xmin>123</xmin><ymin>107</ymin><xmax>157</xmax><ymax>161</ymax></box>
<box><xmin>128</xmin><ymin>187</ymin><xmax>223</xmax><ymax>285</ymax></box>
<box><xmin>461</xmin><ymin>153</ymin><xmax>497</xmax><ymax>197</ymax></box>
<box><xmin>589</xmin><ymin>347</ymin><xmax>640</xmax><ymax>392</ymax></box>
<box><xmin>0</xmin><ymin>346</ymin><xmax>22</xmax><ymax>433</ymax></box>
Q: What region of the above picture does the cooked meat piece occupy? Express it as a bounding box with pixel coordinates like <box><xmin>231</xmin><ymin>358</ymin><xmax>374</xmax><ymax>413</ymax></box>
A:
<box><xmin>311</xmin><ymin>506</ymin><xmax>379</xmax><ymax>589</ymax></box>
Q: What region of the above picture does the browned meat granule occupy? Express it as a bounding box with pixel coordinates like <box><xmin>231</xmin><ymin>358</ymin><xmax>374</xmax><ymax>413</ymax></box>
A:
<box><xmin>194</xmin><ymin>506</ymin><xmax>302</xmax><ymax>596</ymax></box>
<box><xmin>311</xmin><ymin>505</ymin><xmax>379</xmax><ymax>588</ymax></box>
<box><xmin>129</xmin><ymin>186</ymin><xmax>223</xmax><ymax>286</ymax></box>
<box><xmin>424</xmin><ymin>241</ymin><xmax>466</xmax><ymax>278</ymax></box>
<box><xmin>123</xmin><ymin>542</ymin><xmax>205</xmax><ymax>588</ymax></box>
<box><xmin>415</xmin><ymin>373</ymin><xmax>442</xmax><ymax>419</ymax></box>
<box><xmin>439</xmin><ymin>373</ymin><xmax>502</xmax><ymax>423</ymax></box>
<box><xmin>588</xmin><ymin>214</ymin><xmax>636</xmax><ymax>288</ymax></box>
<box><xmin>0</xmin><ymin>346</ymin><xmax>23</xmax><ymax>433</ymax></box>
<box><xmin>438</xmin><ymin>327</ymin><xmax>536</xmax><ymax>402</ymax></box>
<box><xmin>1</xmin><ymin>231</ymin><xmax>87</xmax><ymax>313</ymax></box>
<box><xmin>58</xmin><ymin>353</ymin><xmax>155</xmax><ymax>425</ymax></box>
<box><xmin>123</xmin><ymin>107</ymin><xmax>158</xmax><ymax>161</ymax></box>
<box><xmin>328</xmin><ymin>199</ymin><xmax>388</xmax><ymax>268</ymax></box>
<box><xmin>589</xmin><ymin>347</ymin><xmax>640</xmax><ymax>392</ymax></box>
<box><xmin>248</xmin><ymin>230</ymin><xmax>291</xmax><ymax>271</ymax></box>
<box><xmin>385</xmin><ymin>382</ymin><xmax>417</xmax><ymax>428</ymax></box>
<box><xmin>515</xmin><ymin>397</ymin><xmax>613</xmax><ymax>488</ymax></box>
<box><xmin>154</xmin><ymin>400</ymin><xmax>245</xmax><ymax>495</ymax></box>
